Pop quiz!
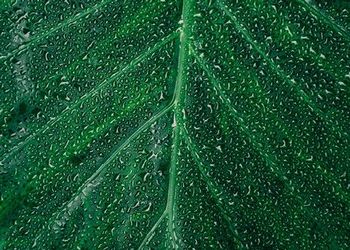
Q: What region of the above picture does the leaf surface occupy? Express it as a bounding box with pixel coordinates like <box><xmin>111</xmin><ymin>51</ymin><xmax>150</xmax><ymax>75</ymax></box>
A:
<box><xmin>0</xmin><ymin>0</ymin><xmax>350</xmax><ymax>249</ymax></box>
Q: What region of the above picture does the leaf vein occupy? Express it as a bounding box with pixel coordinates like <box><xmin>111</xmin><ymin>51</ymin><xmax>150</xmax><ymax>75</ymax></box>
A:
<box><xmin>217</xmin><ymin>0</ymin><xmax>348</xmax><ymax>137</ymax></box>
<box><xmin>0</xmin><ymin>0</ymin><xmax>119</xmax><ymax>61</ymax></box>
<box><xmin>191</xmin><ymin>45</ymin><xmax>279</xmax><ymax>169</ymax></box>
<box><xmin>35</xmin><ymin>101</ymin><xmax>175</xmax><ymax>242</ymax></box>
<box><xmin>181</xmin><ymin>127</ymin><xmax>244</xmax><ymax>248</ymax></box>
<box><xmin>0</xmin><ymin>31</ymin><xmax>178</xmax><ymax>164</ymax></box>
<box><xmin>296</xmin><ymin>0</ymin><xmax>350</xmax><ymax>40</ymax></box>
<box><xmin>137</xmin><ymin>211</ymin><xmax>167</xmax><ymax>250</ymax></box>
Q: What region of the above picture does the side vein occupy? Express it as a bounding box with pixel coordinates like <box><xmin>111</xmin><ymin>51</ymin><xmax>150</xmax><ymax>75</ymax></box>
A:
<box><xmin>0</xmin><ymin>31</ymin><xmax>178</xmax><ymax>164</ymax></box>
<box><xmin>35</xmin><ymin>100</ymin><xmax>175</xmax><ymax>243</ymax></box>
<box><xmin>296</xmin><ymin>0</ymin><xmax>350</xmax><ymax>41</ymax></box>
<box><xmin>0</xmin><ymin>0</ymin><xmax>119</xmax><ymax>61</ymax></box>
<box><xmin>216</xmin><ymin>0</ymin><xmax>348</xmax><ymax>138</ymax></box>
<box><xmin>181</xmin><ymin>127</ymin><xmax>244</xmax><ymax>248</ymax></box>
<box><xmin>190</xmin><ymin>45</ymin><xmax>279</xmax><ymax>171</ymax></box>
<box><xmin>137</xmin><ymin>211</ymin><xmax>167</xmax><ymax>250</ymax></box>
<box><xmin>191</xmin><ymin>45</ymin><xmax>350</xmax><ymax>204</ymax></box>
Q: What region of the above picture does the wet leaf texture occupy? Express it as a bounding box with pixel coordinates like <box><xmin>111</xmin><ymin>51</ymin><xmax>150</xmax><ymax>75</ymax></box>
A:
<box><xmin>0</xmin><ymin>0</ymin><xmax>349</xmax><ymax>249</ymax></box>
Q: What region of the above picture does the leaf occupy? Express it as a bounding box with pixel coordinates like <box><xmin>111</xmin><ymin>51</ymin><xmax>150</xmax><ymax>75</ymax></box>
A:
<box><xmin>0</xmin><ymin>0</ymin><xmax>349</xmax><ymax>249</ymax></box>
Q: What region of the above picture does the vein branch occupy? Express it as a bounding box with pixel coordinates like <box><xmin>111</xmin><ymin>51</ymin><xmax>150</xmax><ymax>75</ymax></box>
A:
<box><xmin>181</xmin><ymin>128</ymin><xmax>244</xmax><ymax>248</ymax></box>
<box><xmin>137</xmin><ymin>211</ymin><xmax>167</xmax><ymax>250</ymax></box>
<box><xmin>190</xmin><ymin>45</ymin><xmax>278</xmax><ymax>169</ymax></box>
<box><xmin>216</xmin><ymin>0</ymin><xmax>348</xmax><ymax>137</ymax></box>
<box><xmin>0</xmin><ymin>31</ymin><xmax>178</xmax><ymax>164</ymax></box>
<box><xmin>136</xmin><ymin>9</ymin><xmax>191</xmax><ymax>246</ymax></box>
<box><xmin>0</xmin><ymin>0</ymin><xmax>118</xmax><ymax>61</ymax></box>
<box><xmin>34</xmin><ymin>100</ymin><xmax>175</xmax><ymax>243</ymax></box>
<box><xmin>296</xmin><ymin>0</ymin><xmax>350</xmax><ymax>41</ymax></box>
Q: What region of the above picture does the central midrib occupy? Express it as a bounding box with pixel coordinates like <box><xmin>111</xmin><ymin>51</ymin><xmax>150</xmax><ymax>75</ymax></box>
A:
<box><xmin>166</xmin><ymin>0</ymin><xmax>194</xmax><ymax>248</ymax></box>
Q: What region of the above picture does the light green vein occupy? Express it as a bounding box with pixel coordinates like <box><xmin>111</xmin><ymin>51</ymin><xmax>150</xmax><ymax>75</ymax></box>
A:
<box><xmin>216</xmin><ymin>0</ymin><xmax>348</xmax><ymax>138</ymax></box>
<box><xmin>0</xmin><ymin>0</ymin><xmax>119</xmax><ymax>61</ymax></box>
<box><xmin>138</xmin><ymin>0</ymin><xmax>194</xmax><ymax>249</ymax></box>
<box><xmin>134</xmin><ymin>2</ymin><xmax>194</xmax><ymax>246</ymax></box>
<box><xmin>296</xmin><ymin>0</ymin><xmax>350</xmax><ymax>41</ymax></box>
<box><xmin>191</xmin><ymin>45</ymin><xmax>312</xmax><ymax>210</ymax></box>
<box><xmin>33</xmin><ymin>100</ymin><xmax>175</xmax><ymax>246</ymax></box>
<box><xmin>138</xmin><ymin>211</ymin><xmax>167</xmax><ymax>249</ymax></box>
<box><xmin>191</xmin><ymin>45</ymin><xmax>350</xmax><ymax>206</ymax></box>
<box><xmin>190</xmin><ymin>45</ymin><xmax>279</xmax><ymax>172</ymax></box>
<box><xmin>181</xmin><ymin>127</ymin><xmax>244</xmax><ymax>249</ymax></box>
<box><xmin>165</xmin><ymin>1</ymin><xmax>190</xmax><ymax>246</ymax></box>
<box><xmin>0</xmin><ymin>31</ymin><xmax>178</xmax><ymax>165</ymax></box>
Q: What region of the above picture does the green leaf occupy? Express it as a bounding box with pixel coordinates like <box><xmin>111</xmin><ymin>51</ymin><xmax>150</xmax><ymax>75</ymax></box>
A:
<box><xmin>1</xmin><ymin>0</ymin><xmax>349</xmax><ymax>249</ymax></box>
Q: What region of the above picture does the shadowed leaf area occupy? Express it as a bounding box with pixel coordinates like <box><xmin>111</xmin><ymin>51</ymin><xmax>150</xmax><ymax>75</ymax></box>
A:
<box><xmin>0</xmin><ymin>0</ymin><xmax>349</xmax><ymax>249</ymax></box>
